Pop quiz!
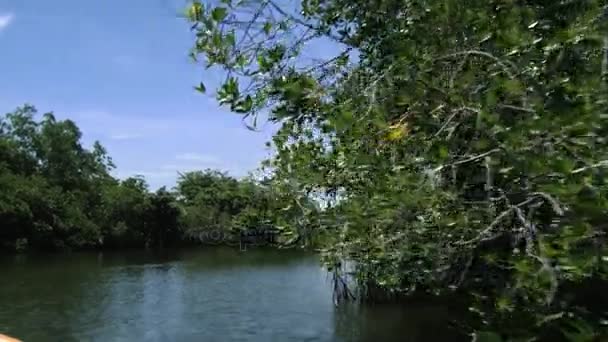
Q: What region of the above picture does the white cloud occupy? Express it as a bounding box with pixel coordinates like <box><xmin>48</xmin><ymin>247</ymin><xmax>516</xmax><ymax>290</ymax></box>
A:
<box><xmin>135</xmin><ymin>171</ymin><xmax>177</xmax><ymax>179</ymax></box>
<box><xmin>160</xmin><ymin>164</ymin><xmax>222</xmax><ymax>172</ymax></box>
<box><xmin>168</xmin><ymin>153</ymin><xmax>229</xmax><ymax>175</ymax></box>
<box><xmin>114</xmin><ymin>170</ymin><xmax>177</xmax><ymax>181</ymax></box>
<box><xmin>160</xmin><ymin>164</ymin><xmax>190</xmax><ymax>171</ymax></box>
<box><xmin>175</xmin><ymin>153</ymin><xmax>221</xmax><ymax>164</ymax></box>
<box><xmin>0</xmin><ymin>13</ymin><xmax>14</xmax><ymax>32</ymax></box>
<box><xmin>67</xmin><ymin>110</ymin><xmax>169</xmax><ymax>141</ymax></box>
<box><xmin>61</xmin><ymin>109</ymin><xmax>270</xmax><ymax>189</ymax></box>
<box><xmin>109</xmin><ymin>133</ymin><xmax>143</xmax><ymax>141</ymax></box>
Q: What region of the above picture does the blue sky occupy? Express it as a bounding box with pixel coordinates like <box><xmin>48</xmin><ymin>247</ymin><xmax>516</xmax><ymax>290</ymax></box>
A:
<box><xmin>0</xmin><ymin>0</ymin><xmax>280</xmax><ymax>189</ymax></box>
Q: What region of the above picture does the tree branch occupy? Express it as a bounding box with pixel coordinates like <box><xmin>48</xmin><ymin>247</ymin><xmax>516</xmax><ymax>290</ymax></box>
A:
<box><xmin>435</xmin><ymin>50</ymin><xmax>517</xmax><ymax>79</ymax></box>
<box><xmin>434</xmin><ymin>148</ymin><xmax>501</xmax><ymax>173</ymax></box>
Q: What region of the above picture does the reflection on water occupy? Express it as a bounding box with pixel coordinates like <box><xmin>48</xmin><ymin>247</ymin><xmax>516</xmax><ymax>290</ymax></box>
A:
<box><xmin>0</xmin><ymin>248</ymin><xmax>465</xmax><ymax>341</ymax></box>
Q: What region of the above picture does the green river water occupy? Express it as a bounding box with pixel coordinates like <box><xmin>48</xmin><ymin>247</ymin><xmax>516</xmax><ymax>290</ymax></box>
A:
<box><xmin>0</xmin><ymin>247</ymin><xmax>464</xmax><ymax>341</ymax></box>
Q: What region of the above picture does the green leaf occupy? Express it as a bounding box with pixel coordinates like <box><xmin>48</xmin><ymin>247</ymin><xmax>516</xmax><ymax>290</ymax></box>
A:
<box><xmin>438</xmin><ymin>145</ymin><xmax>448</xmax><ymax>159</ymax></box>
<box><xmin>485</xmin><ymin>89</ymin><xmax>497</xmax><ymax>108</ymax></box>
<box><xmin>235</xmin><ymin>95</ymin><xmax>253</xmax><ymax>113</ymax></box>
<box><xmin>194</xmin><ymin>82</ymin><xmax>206</xmax><ymax>93</ymax></box>
<box><xmin>218</xmin><ymin>77</ymin><xmax>239</xmax><ymax>105</ymax></box>
<box><xmin>496</xmin><ymin>296</ymin><xmax>514</xmax><ymax>312</ymax></box>
<box><xmin>554</xmin><ymin>158</ymin><xmax>574</xmax><ymax>173</ymax></box>
<box><xmin>188</xmin><ymin>51</ymin><xmax>198</xmax><ymax>62</ymax></box>
<box><xmin>211</xmin><ymin>7</ymin><xmax>228</xmax><ymax>22</ymax></box>
<box><xmin>186</xmin><ymin>2</ymin><xmax>203</xmax><ymax>21</ymax></box>
<box><xmin>504</xmin><ymin>79</ymin><xmax>524</xmax><ymax>96</ymax></box>
<box><xmin>474</xmin><ymin>331</ymin><xmax>503</xmax><ymax>342</ymax></box>
<box><xmin>212</xmin><ymin>32</ymin><xmax>222</xmax><ymax>47</ymax></box>
<box><xmin>263</xmin><ymin>22</ymin><xmax>272</xmax><ymax>35</ymax></box>
<box><xmin>257</xmin><ymin>55</ymin><xmax>270</xmax><ymax>72</ymax></box>
<box><xmin>268</xmin><ymin>45</ymin><xmax>286</xmax><ymax>63</ymax></box>
<box><xmin>235</xmin><ymin>54</ymin><xmax>247</xmax><ymax>67</ymax></box>
<box><xmin>476</xmin><ymin>110</ymin><xmax>485</xmax><ymax>130</ymax></box>
<box><xmin>336</xmin><ymin>53</ymin><xmax>349</xmax><ymax>67</ymax></box>
<box><xmin>225</xmin><ymin>32</ymin><xmax>236</xmax><ymax>47</ymax></box>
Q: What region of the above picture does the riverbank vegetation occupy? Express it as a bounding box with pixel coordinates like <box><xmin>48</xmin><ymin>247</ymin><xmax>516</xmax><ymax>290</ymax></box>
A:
<box><xmin>184</xmin><ymin>0</ymin><xmax>608</xmax><ymax>340</ymax></box>
<box><xmin>0</xmin><ymin>105</ymin><xmax>316</xmax><ymax>251</ymax></box>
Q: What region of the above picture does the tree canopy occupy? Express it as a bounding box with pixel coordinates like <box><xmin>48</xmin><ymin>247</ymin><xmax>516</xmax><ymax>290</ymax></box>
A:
<box><xmin>185</xmin><ymin>0</ymin><xmax>608</xmax><ymax>339</ymax></box>
<box><xmin>0</xmin><ymin>105</ymin><xmax>308</xmax><ymax>251</ymax></box>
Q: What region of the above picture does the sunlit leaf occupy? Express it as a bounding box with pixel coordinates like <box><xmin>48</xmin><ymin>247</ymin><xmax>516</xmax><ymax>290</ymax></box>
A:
<box><xmin>211</xmin><ymin>7</ymin><xmax>228</xmax><ymax>22</ymax></box>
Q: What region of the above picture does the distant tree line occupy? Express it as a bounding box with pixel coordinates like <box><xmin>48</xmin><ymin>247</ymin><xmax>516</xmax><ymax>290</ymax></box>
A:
<box><xmin>0</xmin><ymin>105</ymin><xmax>315</xmax><ymax>252</ymax></box>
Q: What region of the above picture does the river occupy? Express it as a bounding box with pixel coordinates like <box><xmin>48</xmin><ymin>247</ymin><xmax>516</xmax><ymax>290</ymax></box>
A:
<box><xmin>0</xmin><ymin>247</ymin><xmax>465</xmax><ymax>341</ymax></box>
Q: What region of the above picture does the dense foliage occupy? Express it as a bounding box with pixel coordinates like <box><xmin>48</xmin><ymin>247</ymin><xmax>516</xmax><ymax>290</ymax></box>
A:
<box><xmin>177</xmin><ymin>169</ymin><xmax>320</xmax><ymax>245</ymax></box>
<box><xmin>186</xmin><ymin>0</ymin><xmax>608</xmax><ymax>340</ymax></box>
<box><xmin>0</xmin><ymin>105</ymin><xmax>306</xmax><ymax>251</ymax></box>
